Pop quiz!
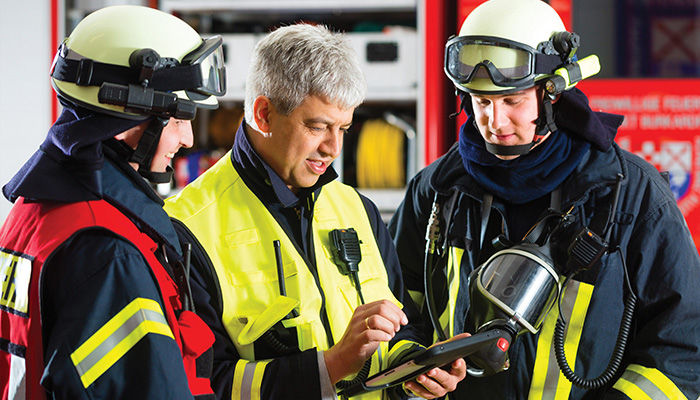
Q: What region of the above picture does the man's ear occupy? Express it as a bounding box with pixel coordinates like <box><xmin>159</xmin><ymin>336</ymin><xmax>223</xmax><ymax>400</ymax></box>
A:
<box><xmin>550</xmin><ymin>93</ymin><xmax>562</xmax><ymax>104</ymax></box>
<box><xmin>253</xmin><ymin>96</ymin><xmax>273</xmax><ymax>134</ymax></box>
<box><xmin>113</xmin><ymin>121</ymin><xmax>149</xmax><ymax>149</ymax></box>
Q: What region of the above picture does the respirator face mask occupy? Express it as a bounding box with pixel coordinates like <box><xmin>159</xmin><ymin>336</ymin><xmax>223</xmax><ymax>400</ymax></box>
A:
<box><xmin>466</xmin><ymin>242</ymin><xmax>559</xmax><ymax>376</ymax></box>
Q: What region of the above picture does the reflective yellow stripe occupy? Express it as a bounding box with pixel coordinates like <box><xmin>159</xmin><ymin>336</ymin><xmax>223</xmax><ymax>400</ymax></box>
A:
<box><xmin>232</xmin><ymin>360</ymin><xmax>246</xmax><ymax>400</ymax></box>
<box><xmin>431</xmin><ymin>247</ymin><xmax>464</xmax><ymax>342</ymax></box>
<box><xmin>555</xmin><ymin>281</ymin><xmax>593</xmax><ymax>400</ymax></box>
<box><xmin>529</xmin><ymin>280</ymin><xmax>593</xmax><ymax>400</ymax></box>
<box><xmin>628</xmin><ymin>364</ymin><xmax>687</xmax><ymax>400</ymax></box>
<box><xmin>70</xmin><ymin>298</ymin><xmax>174</xmax><ymax>388</ymax></box>
<box><xmin>250</xmin><ymin>360</ymin><xmax>269</xmax><ymax>400</ymax></box>
<box><xmin>613</xmin><ymin>364</ymin><xmax>688</xmax><ymax>400</ymax></box>
<box><xmin>386</xmin><ymin>340</ymin><xmax>421</xmax><ymax>369</ymax></box>
<box><xmin>529</xmin><ymin>292</ymin><xmax>558</xmax><ymax>400</ymax></box>
<box><xmin>0</xmin><ymin>249</ymin><xmax>32</xmax><ymax>315</ymax></box>
<box><xmin>232</xmin><ymin>359</ymin><xmax>270</xmax><ymax>400</ymax></box>
<box><xmin>445</xmin><ymin>247</ymin><xmax>463</xmax><ymax>337</ymax></box>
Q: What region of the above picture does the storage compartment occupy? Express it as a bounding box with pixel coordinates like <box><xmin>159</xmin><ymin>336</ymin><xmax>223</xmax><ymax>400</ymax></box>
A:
<box><xmin>346</xmin><ymin>27</ymin><xmax>417</xmax><ymax>92</ymax></box>
<box><xmin>220</xmin><ymin>33</ymin><xmax>260</xmax><ymax>99</ymax></box>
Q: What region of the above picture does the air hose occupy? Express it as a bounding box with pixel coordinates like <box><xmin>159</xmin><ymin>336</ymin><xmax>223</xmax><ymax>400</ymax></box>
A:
<box><xmin>553</xmin><ymin>249</ymin><xmax>637</xmax><ymax>389</ymax></box>
<box><xmin>261</xmin><ymin>329</ymin><xmax>298</xmax><ymax>355</ymax></box>
<box><xmin>335</xmin><ymin>359</ymin><xmax>373</xmax><ymax>393</ymax></box>
<box><xmin>424</xmin><ymin>193</ymin><xmax>449</xmax><ymax>342</ymax></box>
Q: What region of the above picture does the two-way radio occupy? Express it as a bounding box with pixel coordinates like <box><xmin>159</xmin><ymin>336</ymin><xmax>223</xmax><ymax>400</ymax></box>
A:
<box><xmin>329</xmin><ymin>228</ymin><xmax>365</xmax><ymax>305</ymax></box>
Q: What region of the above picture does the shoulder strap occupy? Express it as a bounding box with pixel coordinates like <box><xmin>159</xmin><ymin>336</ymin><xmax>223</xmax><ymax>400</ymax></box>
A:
<box><xmin>479</xmin><ymin>193</ymin><xmax>493</xmax><ymax>252</ymax></box>
<box><xmin>440</xmin><ymin>190</ymin><xmax>460</xmax><ymax>254</ymax></box>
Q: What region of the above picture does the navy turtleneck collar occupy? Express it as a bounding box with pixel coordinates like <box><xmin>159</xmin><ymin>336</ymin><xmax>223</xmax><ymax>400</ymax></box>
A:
<box><xmin>458</xmin><ymin>119</ymin><xmax>590</xmax><ymax>204</ymax></box>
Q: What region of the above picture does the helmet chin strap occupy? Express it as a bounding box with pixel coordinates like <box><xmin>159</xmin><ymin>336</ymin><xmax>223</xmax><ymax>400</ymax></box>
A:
<box><xmin>140</xmin><ymin>166</ymin><xmax>174</xmax><ymax>184</ymax></box>
<box><xmin>129</xmin><ymin>118</ymin><xmax>174</xmax><ymax>184</ymax></box>
<box><xmin>484</xmin><ymin>93</ymin><xmax>559</xmax><ymax>157</ymax></box>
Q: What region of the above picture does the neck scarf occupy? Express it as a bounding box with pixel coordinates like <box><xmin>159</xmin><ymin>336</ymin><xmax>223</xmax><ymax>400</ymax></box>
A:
<box><xmin>458</xmin><ymin>119</ymin><xmax>590</xmax><ymax>204</ymax></box>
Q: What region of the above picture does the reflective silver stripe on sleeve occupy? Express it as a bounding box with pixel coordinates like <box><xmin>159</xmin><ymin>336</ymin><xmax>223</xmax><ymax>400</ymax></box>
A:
<box><xmin>618</xmin><ymin>368</ymin><xmax>670</xmax><ymax>400</ymax></box>
<box><xmin>237</xmin><ymin>359</ymin><xmax>270</xmax><ymax>400</ymax></box>
<box><xmin>73</xmin><ymin>309</ymin><xmax>168</xmax><ymax>377</ymax></box>
<box><xmin>70</xmin><ymin>298</ymin><xmax>174</xmax><ymax>388</ymax></box>
<box><xmin>240</xmin><ymin>362</ymin><xmax>256</xmax><ymax>400</ymax></box>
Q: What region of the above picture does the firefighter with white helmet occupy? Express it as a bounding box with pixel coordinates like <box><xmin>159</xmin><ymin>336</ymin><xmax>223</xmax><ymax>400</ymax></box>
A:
<box><xmin>443</xmin><ymin>0</ymin><xmax>601</xmax><ymax>158</ymax></box>
<box><xmin>390</xmin><ymin>0</ymin><xmax>700</xmax><ymax>399</ymax></box>
<box><xmin>0</xmin><ymin>5</ymin><xmax>225</xmax><ymax>399</ymax></box>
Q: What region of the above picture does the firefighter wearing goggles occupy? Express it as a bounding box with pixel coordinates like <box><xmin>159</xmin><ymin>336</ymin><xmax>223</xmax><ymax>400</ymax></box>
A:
<box><xmin>50</xmin><ymin>4</ymin><xmax>226</xmax><ymax>183</ymax></box>
<box><xmin>0</xmin><ymin>6</ymin><xmax>224</xmax><ymax>399</ymax></box>
<box><xmin>444</xmin><ymin>0</ymin><xmax>600</xmax><ymax>157</ymax></box>
<box><xmin>389</xmin><ymin>0</ymin><xmax>700</xmax><ymax>399</ymax></box>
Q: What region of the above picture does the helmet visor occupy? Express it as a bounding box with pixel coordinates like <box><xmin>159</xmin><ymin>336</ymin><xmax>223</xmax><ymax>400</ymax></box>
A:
<box><xmin>182</xmin><ymin>36</ymin><xmax>226</xmax><ymax>97</ymax></box>
<box><xmin>445</xmin><ymin>36</ymin><xmax>536</xmax><ymax>89</ymax></box>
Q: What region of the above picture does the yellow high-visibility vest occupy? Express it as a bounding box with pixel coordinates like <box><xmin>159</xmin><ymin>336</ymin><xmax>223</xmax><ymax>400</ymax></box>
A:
<box><xmin>165</xmin><ymin>152</ymin><xmax>402</xmax><ymax>400</ymax></box>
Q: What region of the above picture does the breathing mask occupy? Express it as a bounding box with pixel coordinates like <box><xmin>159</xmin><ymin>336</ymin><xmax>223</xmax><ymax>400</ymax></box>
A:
<box><xmin>465</xmin><ymin>241</ymin><xmax>559</xmax><ymax>375</ymax></box>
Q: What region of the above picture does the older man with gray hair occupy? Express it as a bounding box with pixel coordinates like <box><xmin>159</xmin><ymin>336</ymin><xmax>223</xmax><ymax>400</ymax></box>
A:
<box><xmin>165</xmin><ymin>24</ymin><xmax>466</xmax><ymax>400</ymax></box>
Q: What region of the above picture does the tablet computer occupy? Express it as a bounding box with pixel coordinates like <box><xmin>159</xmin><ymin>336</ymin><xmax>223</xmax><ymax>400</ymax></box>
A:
<box><xmin>337</xmin><ymin>329</ymin><xmax>507</xmax><ymax>398</ymax></box>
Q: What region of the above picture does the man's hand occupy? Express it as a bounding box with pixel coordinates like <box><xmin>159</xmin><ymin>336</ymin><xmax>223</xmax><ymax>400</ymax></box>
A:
<box><xmin>403</xmin><ymin>333</ymin><xmax>470</xmax><ymax>399</ymax></box>
<box><xmin>323</xmin><ymin>300</ymin><xmax>408</xmax><ymax>384</ymax></box>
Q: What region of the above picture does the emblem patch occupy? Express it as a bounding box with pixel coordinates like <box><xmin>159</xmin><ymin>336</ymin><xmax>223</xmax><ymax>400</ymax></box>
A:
<box><xmin>0</xmin><ymin>249</ymin><xmax>33</xmax><ymax>317</ymax></box>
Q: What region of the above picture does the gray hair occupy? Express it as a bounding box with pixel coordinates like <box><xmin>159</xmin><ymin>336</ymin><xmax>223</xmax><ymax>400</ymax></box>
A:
<box><xmin>244</xmin><ymin>24</ymin><xmax>366</xmax><ymax>127</ymax></box>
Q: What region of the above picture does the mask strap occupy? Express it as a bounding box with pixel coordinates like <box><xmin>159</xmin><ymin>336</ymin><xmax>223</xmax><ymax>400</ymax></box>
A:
<box><xmin>51</xmin><ymin>49</ymin><xmax>203</xmax><ymax>92</ymax></box>
<box><xmin>521</xmin><ymin>188</ymin><xmax>563</xmax><ymax>244</ymax></box>
<box><xmin>453</xmin><ymin>90</ymin><xmax>472</xmax><ymax>119</ymax></box>
<box><xmin>130</xmin><ymin>118</ymin><xmax>166</xmax><ymax>167</ymax></box>
<box><xmin>479</xmin><ymin>192</ymin><xmax>493</xmax><ymax>254</ymax></box>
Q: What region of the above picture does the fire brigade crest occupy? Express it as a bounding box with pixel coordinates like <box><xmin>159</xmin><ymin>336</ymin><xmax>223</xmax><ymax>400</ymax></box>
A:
<box><xmin>620</xmin><ymin>137</ymin><xmax>700</xmax><ymax>220</ymax></box>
